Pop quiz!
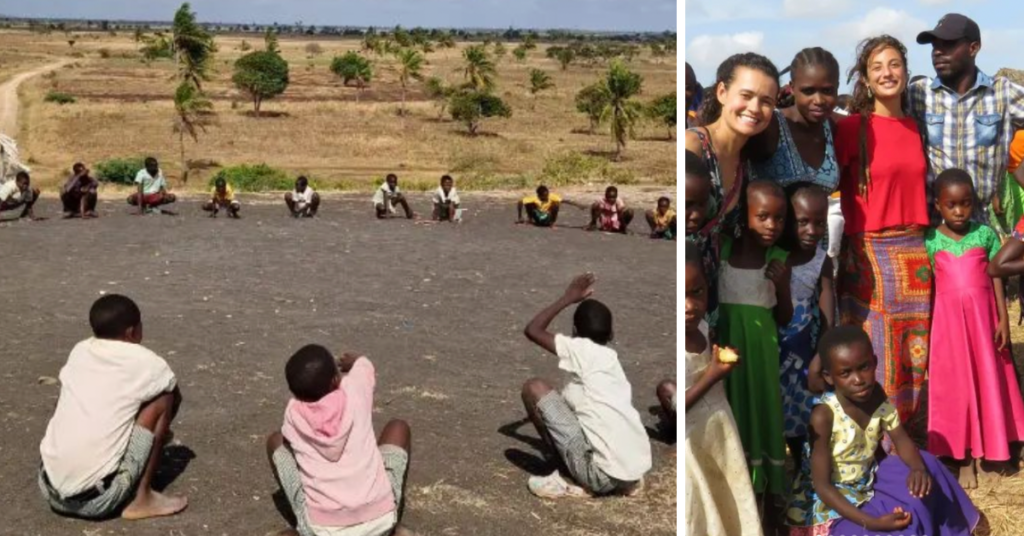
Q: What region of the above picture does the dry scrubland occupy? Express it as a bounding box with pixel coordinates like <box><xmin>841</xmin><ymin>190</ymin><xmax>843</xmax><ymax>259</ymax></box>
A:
<box><xmin>3</xmin><ymin>30</ymin><xmax>677</xmax><ymax>192</ymax></box>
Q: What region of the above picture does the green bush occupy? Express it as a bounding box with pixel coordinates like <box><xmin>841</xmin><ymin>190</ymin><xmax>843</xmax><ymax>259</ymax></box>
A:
<box><xmin>209</xmin><ymin>164</ymin><xmax>299</xmax><ymax>192</ymax></box>
<box><xmin>96</xmin><ymin>157</ymin><xmax>145</xmax><ymax>185</ymax></box>
<box><xmin>44</xmin><ymin>91</ymin><xmax>76</xmax><ymax>104</ymax></box>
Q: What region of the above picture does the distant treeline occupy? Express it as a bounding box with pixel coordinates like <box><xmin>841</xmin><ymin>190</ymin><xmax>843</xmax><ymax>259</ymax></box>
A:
<box><xmin>0</xmin><ymin>17</ymin><xmax>676</xmax><ymax>44</ymax></box>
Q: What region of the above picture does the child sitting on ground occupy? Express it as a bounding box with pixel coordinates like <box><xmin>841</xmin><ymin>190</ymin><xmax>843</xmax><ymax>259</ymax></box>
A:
<box><xmin>374</xmin><ymin>173</ymin><xmax>413</xmax><ymax>219</ymax></box>
<box><xmin>128</xmin><ymin>157</ymin><xmax>176</xmax><ymax>215</ymax></box>
<box><xmin>285</xmin><ymin>176</ymin><xmax>320</xmax><ymax>218</ymax></box>
<box><xmin>786</xmin><ymin>326</ymin><xmax>979</xmax><ymax>536</ymax></box>
<box><xmin>38</xmin><ymin>294</ymin><xmax>186</xmax><ymax>521</ymax></box>
<box><xmin>647</xmin><ymin>196</ymin><xmax>677</xmax><ymax>240</ymax></box>
<box><xmin>520</xmin><ymin>273</ymin><xmax>650</xmax><ymax>498</ymax></box>
<box><xmin>432</xmin><ymin>175</ymin><xmax>461</xmax><ymax>222</ymax></box>
<box><xmin>203</xmin><ymin>177</ymin><xmax>241</xmax><ymax>219</ymax></box>
<box><xmin>0</xmin><ymin>170</ymin><xmax>42</xmax><ymax>220</ymax></box>
<box><xmin>266</xmin><ymin>345</ymin><xmax>413</xmax><ymax>536</ymax></box>
<box><xmin>61</xmin><ymin>162</ymin><xmax>99</xmax><ymax>219</ymax></box>
<box><xmin>516</xmin><ymin>185</ymin><xmax>583</xmax><ymax>227</ymax></box>
<box><xmin>588</xmin><ymin>186</ymin><xmax>634</xmax><ymax>233</ymax></box>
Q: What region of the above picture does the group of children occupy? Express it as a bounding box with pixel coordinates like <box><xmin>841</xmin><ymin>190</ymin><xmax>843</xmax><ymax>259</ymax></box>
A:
<box><xmin>35</xmin><ymin>268</ymin><xmax>673</xmax><ymax>535</ymax></box>
<box><xmin>1</xmin><ymin>159</ymin><xmax>676</xmax><ymax>237</ymax></box>
<box><xmin>680</xmin><ymin>152</ymin><xmax>1024</xmax><ymax>535</ymax></box>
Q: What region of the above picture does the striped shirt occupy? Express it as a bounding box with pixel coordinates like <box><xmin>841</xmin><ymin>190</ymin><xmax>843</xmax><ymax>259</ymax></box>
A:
<box><xmin>908</xmin><ymin>71</ymin><xmax>1024</xmax><ymax>223</ymax></box>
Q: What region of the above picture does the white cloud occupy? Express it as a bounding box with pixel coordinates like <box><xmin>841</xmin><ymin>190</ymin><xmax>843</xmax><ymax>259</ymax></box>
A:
<box><xmin>783</xmin><ymin>0</ymin><xmax>852</xmax><ymax>19</ymax></box>
<box><xmin>684</xmin><ymin>0</ymin><xmax>776</xmax><ymax>22</ymax></box>
<box><xmin>830</xmin><ymin>7</ymin><xmax>929</xmax><ymax>46</ymax></box>
<box><xmin>686</xmin><ymin>32</ymin><xmax>766</xmax><ymax>80</ymax></box>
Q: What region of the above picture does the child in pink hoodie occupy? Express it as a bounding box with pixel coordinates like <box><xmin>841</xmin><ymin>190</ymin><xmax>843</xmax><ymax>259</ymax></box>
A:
<box><xmin>266</xmin><ymin>345</ymin><xmax>413</xmax><ymax>536</ymax></box>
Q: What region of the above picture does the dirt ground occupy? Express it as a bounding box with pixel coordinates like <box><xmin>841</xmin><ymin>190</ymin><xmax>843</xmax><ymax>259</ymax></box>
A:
<box><xmin>0</xmin><ymin>194</ymin><xmax>678</xmax><ymax>536</ymax></box>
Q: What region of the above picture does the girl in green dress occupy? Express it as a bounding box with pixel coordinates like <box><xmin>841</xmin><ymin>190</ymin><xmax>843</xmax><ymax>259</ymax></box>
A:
<box><xmin>719</xmin><ymin>180</ymin><xmax>792</xmax><ymax>527</ymax></box>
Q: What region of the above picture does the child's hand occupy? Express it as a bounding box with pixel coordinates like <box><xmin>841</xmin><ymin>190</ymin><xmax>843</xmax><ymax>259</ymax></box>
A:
<box><xmin>706</xmin><ymin>345</ymin><xmax>739</xmax><ymax>381</ymax></box>
<box><xmin>765</xmin><ymin>259</ymin><xmax>791</xmax><ymax>289</ymax></box>
<box><xmin>870</xmin><ymin>507</ymin><xmax>912</xmax><ymax>531</ymax></box>
<box><xmin>563</xmin><ymin>273</ymin><xmax>596</xmax><ymax>303</ymax></box>
<box><xmin>997</xmin><ymin>316</ymin><xmax>1010</xmax><ymax>351</ymax></box>
<box><xmin>907</xmin><ymin>467</ymin><xmax>932</xmax><ymax>498</ymax></box>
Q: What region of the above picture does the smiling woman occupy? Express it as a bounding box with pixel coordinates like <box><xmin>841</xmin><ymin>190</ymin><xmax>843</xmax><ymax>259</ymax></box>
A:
<box><xmin>683</xmin><ymin>52</ymin><xmax>779</xmax><ymax>335</ymax></box>
<box><xmin>834</xmin><ymin>35</ymin><xmax>932</xmax><ymax>432</ymax></box>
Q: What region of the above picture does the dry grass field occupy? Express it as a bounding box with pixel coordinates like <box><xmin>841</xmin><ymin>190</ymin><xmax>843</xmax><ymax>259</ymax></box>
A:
<box><xmin>2</xmin><ymin>30</ymin><xmax>677</xmax><ymax>192</ymax></box>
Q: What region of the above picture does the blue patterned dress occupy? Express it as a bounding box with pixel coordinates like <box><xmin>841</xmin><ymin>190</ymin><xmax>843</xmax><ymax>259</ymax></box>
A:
<box><xmin>779</xmin><ymin>247</ymin><xmax>827</xmax><ymax>439</ymax></box>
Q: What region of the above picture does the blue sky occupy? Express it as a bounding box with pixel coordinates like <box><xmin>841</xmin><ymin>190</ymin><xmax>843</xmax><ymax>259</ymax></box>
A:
<box><xmin>0</xmin><ymin>0</ymin><xmax>676</xmax><ymax>33</ymax></box>
<box><xmin>685</xmin><ymin>0</ymin><xmax>1024</xmax><ymax>93</ymax></box>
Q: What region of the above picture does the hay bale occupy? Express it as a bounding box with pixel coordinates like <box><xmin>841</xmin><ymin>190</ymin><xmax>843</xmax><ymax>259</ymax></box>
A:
<box><xmin>996</xmin><ymin>68</ymin><xmax>1024</xmax><ymax>85</ymax></box>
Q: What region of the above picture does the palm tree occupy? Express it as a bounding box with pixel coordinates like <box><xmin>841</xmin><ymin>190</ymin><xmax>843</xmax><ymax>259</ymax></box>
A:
<box><xmin>171</xmin><ymin>3</ymin><xmax>215</xmax><ymax>90</ymax></box>
<box><xmin>528</xmin><ymin>68</ymin><xmax>553</xmax><ymax>96</ymax></box>
<box><xmin>462</xmin><ymin>45</ymin><xmax>495</xmax><ymax>92</ymax></box>
<box><xmin>173</xmin><ymin>81</ymin><xmax>211</xmax><ymax>183</ymax></box>
<box><xmin>396</xmin><ymin>48</ymin><xmax>424</xmax><ymax>116</ymax></box>
<box><xmin>171</xmin><ymin>2</ymin><xmax>215</xmax><ymax>182</ymax></box>
<box><xmin>600</xmin><ymin>61</ymin><xmax>644</xmax><ymax>161</ymax></box>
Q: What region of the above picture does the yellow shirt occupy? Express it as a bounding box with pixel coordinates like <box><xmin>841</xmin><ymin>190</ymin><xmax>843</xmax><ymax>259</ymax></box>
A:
<box><xmin>653</xmin><ymin>208</ymin><xmax>675</xmax><ymax>227</ymax></box>
<box><xmin>211</xmin><ymin>184</ymin><xmax>235</xmax><ymax>202</ymax></box>
<box><xmin>522</xmin><ymin>193</ymin><xmax>562</xmax><ymax>213</ymax></box>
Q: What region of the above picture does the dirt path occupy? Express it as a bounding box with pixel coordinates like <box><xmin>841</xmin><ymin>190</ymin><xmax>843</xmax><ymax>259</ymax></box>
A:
<box><xmin>0</xmin><ymin>59</ymin><xmax>70</xmax><ymax>135</ymax></box>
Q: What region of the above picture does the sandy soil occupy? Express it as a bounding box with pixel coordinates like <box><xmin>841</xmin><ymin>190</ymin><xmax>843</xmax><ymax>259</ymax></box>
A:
<box><xmin>0</xmin><ymin>195</ymin><xmax>677</xmax><ymax>536</ymax></box>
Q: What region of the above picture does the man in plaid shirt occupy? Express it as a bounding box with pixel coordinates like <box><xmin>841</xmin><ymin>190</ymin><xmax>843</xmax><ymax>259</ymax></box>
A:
<box><xmin>909</xmin><ymin>13</ymin><xmax>1024</xmax><ymax>226</ymax></box>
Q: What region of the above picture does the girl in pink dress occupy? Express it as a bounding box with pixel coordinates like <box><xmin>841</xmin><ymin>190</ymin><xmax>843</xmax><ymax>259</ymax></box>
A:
<box><xmin>925</xmin><ymin>169</ymin><xmax>1024</xmax><ymax>489</ymax></box>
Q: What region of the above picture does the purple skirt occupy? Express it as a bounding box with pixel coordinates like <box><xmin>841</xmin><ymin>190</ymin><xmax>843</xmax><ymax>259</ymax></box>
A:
<box><xmin>829</xmin><ymin>452</ymin><xmax>979</xmax><ymax>536</ymax></box>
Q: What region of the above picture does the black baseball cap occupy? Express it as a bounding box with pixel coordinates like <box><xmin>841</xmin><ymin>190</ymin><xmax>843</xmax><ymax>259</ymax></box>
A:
<box><xmin>916</xmin><ymin>13</ymin><xmax>981</xmax><ymax>44</ymax></box>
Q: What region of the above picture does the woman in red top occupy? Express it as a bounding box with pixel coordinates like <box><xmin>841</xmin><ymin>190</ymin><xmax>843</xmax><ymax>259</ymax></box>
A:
<box><xmin>835</xmin><ymin>35</ymin><xmax>931</xmax><ymax>427</ymax></box>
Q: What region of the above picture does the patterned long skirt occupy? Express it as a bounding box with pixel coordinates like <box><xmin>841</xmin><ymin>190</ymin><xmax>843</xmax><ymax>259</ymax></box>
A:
<box><xmin>838</xmin><ymin>226</ymin><xmax>932</xmax><ymax>425</ymax></box>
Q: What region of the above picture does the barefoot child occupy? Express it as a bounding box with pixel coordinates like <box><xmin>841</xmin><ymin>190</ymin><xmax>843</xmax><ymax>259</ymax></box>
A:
<box><xmin>266</xmin><ymin>345</ymin><xmax>412</xmax><ymax>536</ymax></box>
<box><xmin>719</xmin><ymin>180</ymin><xmax>791</xmax><ymax>526</ymax></box>
<box><xmin>203</xmin><ymin>177</ymin><xmax>241</xmax><ymax>218</ymax></box>
<box><xmin>520</xmin><ymin>273</ymin><xmax>650</xmax><ymax>498</ymax></box>
<box><xmin>924</xmin><ymin>169</ymin><xmax>1024</xmax><ymax>489</ymax></box>
<box><xmin>0</xmin><ymin>171</ymin><xmax>41</xmax><ymax>220</ymax></box>
<box><xmin>681</xmin><ymin>241</ymin><xmax>763</xmax><ymax>536</ymax></box>
<box><xmin>786</xmin><ymin>326</ymin><xmax>979</xmax><ymax>536</ymax></box>
<box><xmin>61</xmin><ymin>162</ymin><xmax>98</xmax><ymax>219</ymax></box>
<box><xmin>285</xmin><ymin>176</ymin><xmax>320</xmax><ymax>218</ymax></box>
<box><xmin>646</xmin><ymin>196</ymin><xmax>676</xmax><ymax>240</ymax></box>
<box><xmin>432</xmin><ymin>175</ymin><xmax>460</xmax><ymax>222</ymax></box>
<box><xmin>128</xmin><ymin>157</ymin><xmax>176</xmax><ymax>214</ymax></box>
<box><xmin>374</xmin><ymin>173</ymin><xmax>413</xmax><ymax>219</ymax></box>
<box><xmin>588</xmin><ymin>186</ymin><xmax>634</xmax><ymax>233</ymax></box>
<box><xmin>779</xmin><ymin>184</ymin><xmax>834</xmax><ymax>468</ymax></box>
<box><xmin>38</xmin><ymin>295</ymin><xmax>187</xmax><ymax>520</ymax></box>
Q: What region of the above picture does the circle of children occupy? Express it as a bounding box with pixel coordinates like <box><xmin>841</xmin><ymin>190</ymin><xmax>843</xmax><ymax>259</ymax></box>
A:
<box><xmin>684</xmin><ymin>11</ymin><xmax>1024</xmax><ymax>536</ymax></box>
<box><xmin>8</xmin><ymin>86</ymin><xmax>680</xmax><ymax>536</ymax></box>
<box><xmin>3</xmin><ymin>159</ymin><xmax>678</xmax><ymax>236</ymax></box>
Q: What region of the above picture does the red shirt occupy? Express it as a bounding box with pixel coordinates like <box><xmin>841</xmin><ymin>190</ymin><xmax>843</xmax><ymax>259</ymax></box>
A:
<box><xmin>836</xmin><ymin>113</ymin><xmax>929</xmax><ymax>235</ymax></box>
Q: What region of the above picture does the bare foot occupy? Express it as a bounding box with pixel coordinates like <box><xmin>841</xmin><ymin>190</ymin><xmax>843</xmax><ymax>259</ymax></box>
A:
<box><xmin>958</xmin><ymin>460</ymin><xmax>978</xmax><ymax>490</ymax></box>
<box><xmin>121</xmin><ymin>490</ymin><xmax>188</xmax><ymax>520</ymax></box>
<box><xmin>393</xmin><ymin>526</ymin><xmax>419</xmax><ymax>536</ymax></box>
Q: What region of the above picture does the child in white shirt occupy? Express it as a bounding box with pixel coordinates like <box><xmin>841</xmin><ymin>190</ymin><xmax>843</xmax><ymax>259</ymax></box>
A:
<box><xmin>38</xmin><ymin>294</ymin><xmax>186</xmax><ymax>520</ymax></box>
<box><xmin>432</xmin><ymin>175</ymin><xmax>461</xmax><ymax>222</ymax></box>
<box><xmin>520</xmin><ymin>273</ymin><xmax>651</xmax><ymax>499</ymax></box>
